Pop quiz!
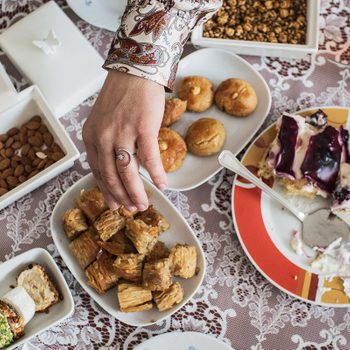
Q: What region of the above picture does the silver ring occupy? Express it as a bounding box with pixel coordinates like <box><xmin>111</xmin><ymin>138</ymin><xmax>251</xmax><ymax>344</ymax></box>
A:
<box><xmin>115</xmin><ymin>148</ymin><xmax>136</xmax><ymax>168</ymax></box>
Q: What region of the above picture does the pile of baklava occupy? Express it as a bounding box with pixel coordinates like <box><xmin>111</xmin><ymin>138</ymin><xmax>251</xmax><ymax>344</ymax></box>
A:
<box><xmin>62</xmin><ymin>187</ymin><xmax>198</xmax><ymax>313</ymax></box>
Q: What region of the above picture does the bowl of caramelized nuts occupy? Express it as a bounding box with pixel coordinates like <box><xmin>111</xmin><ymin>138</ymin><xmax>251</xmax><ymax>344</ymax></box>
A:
<box><xmin>0</xmin><ymin>65</ymin><xmax>79</xmax><ymax>210</ymax></box>
<box><xmin>191</xmin><ymin>0</ymin><xmax>319</xmax><ymax>58</ymax></box>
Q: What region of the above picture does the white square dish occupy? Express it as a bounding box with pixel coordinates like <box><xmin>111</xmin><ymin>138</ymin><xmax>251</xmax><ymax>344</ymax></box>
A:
<box><xmin>191</xmin><ymin>0</ymin><xmax>319</xmax><ymax>59</ymax></box>
<box><xmin>0</xmin><ymin>1</ymin><xmax>107</xmax><ymax>118</ymax></box>
<box><xmin>50</xmin><ymin>173</ymin><xmax>206</xmax><ymax>327</ymax></box>
<box><xmin>141</xmin><ymin>48</ymin><xmax>271</xmax><ymax>191</ymax></box>
<box><xmin>0</xmin><ymin>84</ymin><xmax>79</xmax><ymax>211</ymax></box>
<box><xmin>0</xmin><ymin>248</ymin><xmax>75</xmax><ymax>350</ymax></box>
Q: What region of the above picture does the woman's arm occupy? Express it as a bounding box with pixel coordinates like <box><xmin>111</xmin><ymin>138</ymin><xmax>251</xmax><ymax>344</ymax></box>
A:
<box><xmin>83</xmin><ymin>0</ymin><xmax>221</xmax><ymax>212</ymax></box>
<box><xmin>104</xmin><ymin>0</ymin><xmax>222</xmax><ymax>89</ymax></box>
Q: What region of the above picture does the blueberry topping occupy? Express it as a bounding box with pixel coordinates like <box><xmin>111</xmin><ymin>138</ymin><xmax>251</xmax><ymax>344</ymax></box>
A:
<box><xmin>301</xmin><ymin>126</ymin><xmax>341</xmax><ymax>193</ymax></box>
<box><xmin>275</xmin><ymin>115</ymin><xmax>298</xmax><ymax>178</ymax></box>
<box><xmin>305</xmin><ymin>109</ymin><xmax>328</xmax><ymax>128</ymax></box>
<box><xmin>334</xmin><ymin>187</ymin><xmax>350</xmax><ymax>202</ymax></box>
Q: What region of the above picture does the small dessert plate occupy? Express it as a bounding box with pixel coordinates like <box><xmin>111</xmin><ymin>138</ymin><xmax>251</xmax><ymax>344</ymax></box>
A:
<box><xmin>232</xmin><ymin>106</ymin><xmax>350</xmax><ymax>307</ymax></box>
<box><xmin>140</xmin><ymin>48</ymin><xmax>271</xmax><ymax>191</ymax></box>
<box><xmin>0</xmin><ymin>248</ymin><xmax>75</xmax><ymax>350</ymax></box>
<box><xmin>133</xmin><ymin>332</ymin><xmax>233</xmax><ymax>350</ymax></box>
<box><xmin>50</xmin><ymin>173</ymin><xmax>206</xmax><ymax>327</ymax></box>
<box><xmin>67</xmin><ymin>0</ymin><xmax>127</xmax><ymax>32</ymax></box>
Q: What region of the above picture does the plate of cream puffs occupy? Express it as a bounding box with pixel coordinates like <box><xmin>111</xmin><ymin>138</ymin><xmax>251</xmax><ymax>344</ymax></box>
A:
<box><xmin>50</xmin><ymin>173</ymin><xmax>205</xmax><ymax>327</ymax></box>
<box><xmin>140</xmin><ymin>48</ymin><xmax>271</xmax><ymax>191</ymax></box>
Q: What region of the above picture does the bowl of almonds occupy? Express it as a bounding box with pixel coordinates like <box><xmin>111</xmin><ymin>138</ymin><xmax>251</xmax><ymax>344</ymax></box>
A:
<box><xmin>191</xmin><ymin>0</ymin><xmax>319</xmax><ymax>59</ymax></box>
<box><xmin>0</xmin><ymin>84</ymin><xmax>79</xmax><ymax>210</ymax></box>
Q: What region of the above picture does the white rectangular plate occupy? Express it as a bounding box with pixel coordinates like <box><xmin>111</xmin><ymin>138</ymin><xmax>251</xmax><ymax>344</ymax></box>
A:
<box><xmin>0</xmin><ymin>248</ymin><xmax>75</xmax><ymax>350</ymax></box>
<box><xmin>141</xmin><ymin>48</ymin><xmax>271</xmax><ymax>191</ymax></box>
<box><xmin>50</xmin><ymin>173</ymin><xmax>206</xmax><ymax>327</ymax></box>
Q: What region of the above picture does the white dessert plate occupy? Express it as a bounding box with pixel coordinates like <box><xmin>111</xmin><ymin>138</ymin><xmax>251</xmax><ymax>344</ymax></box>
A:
<box><xmin>50</xmin><ymin>173</ymin><xmax>206</xmax><ymax>327</ymax></box>
<box><xmin>140</xmin><ymin>48</ymin><xmax>271</xmax><ymax>191</ymax></box>
<box><xmin>134</xmin><ymin>331</ymin><xmax>233</xmax><ymax>350</ymax></box>
<box><xmin>0</xmin><ymin>248</ymin><xmax>75</xmax><ymax>350</ymax></box>
<box><xmin>67</xmin><ymin>0</ymin><xmax>127</xmax><ymax>32</ymax></box>
<box><xmin>232</xmin><ymin>106</ymin><xmax>350</xmax><ymax>307</ymax></box>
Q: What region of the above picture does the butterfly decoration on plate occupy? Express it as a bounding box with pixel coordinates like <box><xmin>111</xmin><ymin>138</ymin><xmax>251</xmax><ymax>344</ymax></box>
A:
<box><xmin>32</xmin><ymin>29</ymin><xmax>61</xmax><ymax>55</ymax></box>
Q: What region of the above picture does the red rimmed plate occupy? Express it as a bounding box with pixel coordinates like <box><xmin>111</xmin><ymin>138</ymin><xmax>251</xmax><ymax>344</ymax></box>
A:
<box><xmin>232</xmin><ymin>106</ymin><xmax>350</xmax><ymax>307</ymax></box>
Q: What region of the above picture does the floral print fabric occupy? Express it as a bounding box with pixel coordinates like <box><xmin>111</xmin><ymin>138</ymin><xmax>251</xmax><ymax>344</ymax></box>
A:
<box><xmin>103</xmin><ymin>0</ymin><xmax>221</xmax><ymax>90</ymax></box>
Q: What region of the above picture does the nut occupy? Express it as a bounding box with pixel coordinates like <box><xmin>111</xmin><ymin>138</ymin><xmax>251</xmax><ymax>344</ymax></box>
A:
<box><xmin>0</xmin><ymin>158</ymin><xmax>10</xmax><ymax>170</ymax></box>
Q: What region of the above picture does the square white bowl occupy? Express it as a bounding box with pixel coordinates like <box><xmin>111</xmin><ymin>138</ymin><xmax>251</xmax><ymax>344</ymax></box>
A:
<box><xmin>0</xmin><ymin>248</ymin><xmax>75</xmax><ymax>350</ymax></box>
<box><xmin>0</xmin><ymin>84</ymin><xmax>80</xmax><ymax>211</ymax></box>
<box><xmin>191</xmin><ymin>0</ymin><xmax>319</xmax><ymax>59</ymax></box>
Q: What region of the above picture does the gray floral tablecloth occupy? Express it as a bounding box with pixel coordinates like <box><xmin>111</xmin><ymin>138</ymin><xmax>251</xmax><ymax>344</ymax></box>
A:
<box><xmin>0</xmin><ymin>1</ymin><xmax>350</xmax><ymax>349</ymax></box>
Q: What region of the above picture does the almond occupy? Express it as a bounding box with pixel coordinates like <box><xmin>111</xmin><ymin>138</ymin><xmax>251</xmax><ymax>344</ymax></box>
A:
<box><xmin>7</xmin><ymin>127</ymin><xmax>18</xmax><ymax>137</ymax></box>
<box><xmin>0</xmin><ymin>187</ymin><xmax>8</xmax><ymax>196</ymax></box>
<box><xmin>21</xmin><ymin>143</ymin><xmax>31</xmax><ymax>156</ymax></box>
<box><xmin>0</xmin><ymin>149</ymin><xmax>6</xmax><ymax>158</ymax></box>
<box><xmin>28</xmin><ymin>170</ymin><xmax>39</xmax><ymax>178</ymax></box>
<box><xmin>10</xmin><ymin>160</ymin><xmax>18</xmax><ymax>169</ymax></box>
<box><xmin>0</xmin><ymin>158</ymin><xmax>10</xmax><ymax>170</ymax></box>
<box><xmin>32</xmin><ymin>158</ymin><xmax>41</xmax><ymax>167</ymax></box>
<box><xmin>19</xmin><ymin>175</ymin><xmax>27</xmax><ymax>183</ymax></box>
<box><xmin>44</xmin><ymin>160</ymin><xmax>54</xmax><ymax>169</ymax></box>
<box><xmin>26</xmin><ymin>121</ymin><xmax>41</xmax><ymax>130</ymax></box>
<box><xmin>30</xmin><ymin>115</ymin><xmax>42</xmax><ymax>123</ymax></box>
<box><xmin>36</xmin><ymin>151</ymin><xmax>47</xmax><ymax>159</ymax></box>
<box><xmin>19</xmin><ymin>132</ymin><xmax>28</xmax><ymax>143</ymax></box>
<box><xmin>0</xmin><ymin>179</ymin><xmax>8</xmax><ymax>189</ymax></box>
<box><xmin>21</xmin><ymin>156</ymin><xmax>31</xmax><ymax>166</ymax></box>
<box><xmin>1</xmin><ymin>168</ymin><xmax>13</xmax><ymax>179</ymax></box>
<box><xmin>28</xmin><ymin>135</ymin><xmax>43</xmax><ymax>147</ymax></box>
<box><xmin>7</xmin><ymin>176</ymin><xmax>18</xmax><ymax>187</ymax></box>
<box><xmin>24</xmin><ymin>164</ymin><xmax>32</xmax><ymax>173</ymax></box>
<box><xmin>39</xmin><ymin>124</ymin><xmax>48</xmax><ymax>134</ymax></box>
<box><xmin>48</xmin><ymin>152</ymin><xmax>64</xmax><ymax>161</ymax></box>
<box><xmin>5</xmin><ymin>148</ymin><xmax>14</xmax><ymax>158</ymax></box>
<box><xmin>0</xmin><ymin>134</ymin><xmax>8</xmax><ymax>142</ymax></box>
<box><xmin>14</xmin><ymin>164</ymin><xmax>24</xmax><ymax>177</ymax></box>
<box><xmin>27</xmin><ymin>130</ymin><xmax>35</xmax><ymax>137</ymax></box>
<box><xmin>11</xmin><ymin>141</ymin><xmax>22</xmax><ymax>150</ymax></box>
<box><xmin>37</xmin><ymin>159</ymin><xmax>46</xmax><ymax>170</ymax></box>
<box><xmin>43</xmin><ymin>132</ymin><xmax>54</xmax><ymax>147</ymax></box>
<box><xmin>5</xmin><ymin>137</ymin><xmax>14</xmax><ymax>148</ymax></box>
<box><xmin>0</xmin><ymin>142</ymin><xmax>3</xmax><ymax>150</ymax></box>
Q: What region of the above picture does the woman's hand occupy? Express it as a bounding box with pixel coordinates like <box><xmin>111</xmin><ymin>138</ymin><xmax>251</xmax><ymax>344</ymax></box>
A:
<box><xmin>82</xmin><ymin>70</ymin><xmax>167</xmax><ymax>212</ymax></box>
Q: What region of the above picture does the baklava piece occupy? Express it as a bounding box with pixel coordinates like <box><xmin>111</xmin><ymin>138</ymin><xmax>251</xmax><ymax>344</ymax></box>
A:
<box><xmin>113</xmin><ymin>253</ymin><xmax>144</xmax><ymax>282</ymax></box>
<box><xmin>117</xmin><ymin>282</ymin><xmax>153</xmax><ymax>313</ymax></box>
<box><xmin>97</xmin><ymin>229</ymin><xmax>136</xmax><ymax>255</ymax></box>
<box><xmin>17</xmin><ymin>264</ymin><xmax>60</xmax><ymax>312</ymax></box>
<box><xmin>94</xmin><ymin>209</ymin><xmax>126</xmax><ymax>241</ymax></box>
<box><xmin>153</xmin><ymin>282</ymin><xmax>184</xmax><ymax>312</ymax></box>
<box><xmin>125</xmin><ymin>219</ymin><xmax>159</xmax><ymax>254</ymax></box>
<box><xmin>146</xmin><ymin>241</ymin><xmax>170</xmax><ymax>263</ymax></box>
<box><xmin>136</xmin><ymin>206</ymin><xmax>170</xmax><ymax>233</ymax></box>
<box><xmin>69</xmin><ymin>228</ymin><xmax>100</xmax><ymax>269</ymax></box>
<box><xmin>142</xmin><ymin>258</ymin><xmax>172</xmax><ymax>291</ymax></box>
<box><xmin>169</xmin><ymin>244</ymin><xmax>197</xmax><ymax>278</ymax></box>
<box><xmin>62</xmin><ymin>208</ymin><xmax>88</xmax><ymax>240</ymax></box>
<box><xmin>75</xmin><ymin>187</ymin><xmax>108</xmax><ymax>222</ymax></box>
<box><xmin>85</xmin><ymin>252</ymin><xmax>119</xmax><ymax>294</ymax></box>
<box><xmin>118</xmin><ymin>206</ymin><xmax>138</xmax><ymax>219</ymax></box>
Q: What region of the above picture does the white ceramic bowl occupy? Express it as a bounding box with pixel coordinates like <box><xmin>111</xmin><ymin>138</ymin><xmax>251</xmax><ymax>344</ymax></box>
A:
<box><xmin>141</xmin><ymin>48</ymin><xmax>271</xmax><ymax>191</ymax></box>
<box><xmin>50</xmin><ymin>173</ymin><xmax>206</xmax><ymax>327</ymax></box>
<box><xmin>0</xmin><ymin>84</ymin><xmax>79</xmax><ymax>211</ymax></box>
<box><xmin>192</xmin><ymin>0</ymin><xmax>319</xmax><ymax>59</ymax></box>
<box><xmin>0</xmin><ymin>248</ymin><xmax>75</xmax><ymax>350</ymax></box>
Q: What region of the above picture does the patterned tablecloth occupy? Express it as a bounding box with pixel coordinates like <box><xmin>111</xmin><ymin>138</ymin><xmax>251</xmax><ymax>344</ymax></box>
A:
<box><xmin>0</xmin><ymin>1</ymin><xmax>349</xmax><ymax>349</ymax></box>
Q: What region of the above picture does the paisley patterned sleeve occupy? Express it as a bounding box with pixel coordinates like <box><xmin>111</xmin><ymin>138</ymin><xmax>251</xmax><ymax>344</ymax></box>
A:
<box><xmin>103</xmin><ymin>0</ymin><xmax>222</xmax><ymax>90</ymax></box>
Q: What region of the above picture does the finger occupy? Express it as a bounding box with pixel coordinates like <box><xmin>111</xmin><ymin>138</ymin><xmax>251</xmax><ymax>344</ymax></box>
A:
<box><xmin>116</xmin><ymin>147</ymin><xmax>149</xmax><ymax>211</ymax></box>
<box><xmin>97</xmin><ymin>144</ymin><xmax>136</xmax><ymax>211</ymax></box>
<box><xmin>137</xmin><ymin>133</ymin><xmax>167</xmax><ymax>190</ymax></box>
<box><xmin>85</xmin><ymin>144</ymin><xmax>119</xmax><ymax>210</ymax></box>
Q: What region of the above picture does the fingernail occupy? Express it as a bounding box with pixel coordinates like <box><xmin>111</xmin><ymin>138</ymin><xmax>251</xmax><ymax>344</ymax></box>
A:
<box><xmin>127</xmin><ymin>206</ymin><xmax>137</xmax><ymax>212</ymax></box>
<box><xmin>158</xmin><ymin>184</ymin><xmax>167</xmax><ymax>191</ymax></box>
<box><xmin>109</xmin><ymin>202</ymin><xmax>119</xmax><ymax>211</ymax></box>
<box><xmin>137</xmin><ymin>204</ymin><xmax>148</xmax><ymax>211</ymax></box>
